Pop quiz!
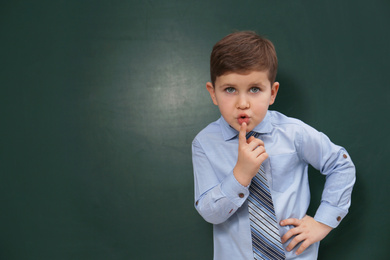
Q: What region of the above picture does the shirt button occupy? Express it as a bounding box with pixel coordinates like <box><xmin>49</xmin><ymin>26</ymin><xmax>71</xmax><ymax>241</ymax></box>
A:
<box><xmin>195</xmin><ymin>200</ymin><xmax>199</xmax><ymax>206</ymax></box>
<box><xmin>337</xmin><ymin>216</ymin><xmax>342</xmax><ymax>221</ymax></box>
<box><xmin>238</xmin><ymin>193</ymin><xmax>244</xmax><ymax>198</ymax></box>
<box><xmin>343</xmin><ymin>154</ymin><xmax>348</xmax><ymax>159</ymax></box>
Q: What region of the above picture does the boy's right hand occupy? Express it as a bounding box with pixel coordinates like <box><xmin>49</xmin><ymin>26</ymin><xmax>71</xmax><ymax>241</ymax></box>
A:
<box><xmin>233</xmin><ymin>122</ymin><xmax>268</xmax><ymax>186</ymax></box>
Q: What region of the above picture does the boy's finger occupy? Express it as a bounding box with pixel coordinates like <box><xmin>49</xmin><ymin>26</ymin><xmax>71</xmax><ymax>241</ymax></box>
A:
<box><xmin>238</xmin><ymin>122</ymin><xmax>247</xmax><ymax>145</ymax></box>
<box><xmin>280</xmin><ymin>218</ymin><xmax>301</xmax><ymax>227</ymax></box>
<box><xmin>281</xmin><ymin>225</ymin><xmax>300</xmax><ymax>244</ymax></box>
<box><xmin>296</xmin><ymin>240</ymin><xmax>311</xmax><ymax>255</ymax></box>
<box><xmin>247</xmin><ymin>136</ymin><xmax>255</xmax><ymax>144</ymax></box>
<box><xmin>247</xmin><ymin>137</ymin><xmax>265</xmax><ymax>149</ymax></box>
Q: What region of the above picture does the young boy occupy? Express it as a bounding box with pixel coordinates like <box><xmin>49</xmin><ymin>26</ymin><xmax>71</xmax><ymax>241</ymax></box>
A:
<box><xmin>192</xmin><ymin>31</ymin><xmax>355</xmax><ymax>260</ymax></box>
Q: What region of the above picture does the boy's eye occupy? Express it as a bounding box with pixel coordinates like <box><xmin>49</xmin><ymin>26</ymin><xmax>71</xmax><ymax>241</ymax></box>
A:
<box><xmin>249</xmin><ymin>87</ymin><xmax>260</xmax><ymax>93</ymax></box>
<box><xmin>225</xmin><ymin>87</ymin><xmax>236</xmax><ymax>93</ymax></box>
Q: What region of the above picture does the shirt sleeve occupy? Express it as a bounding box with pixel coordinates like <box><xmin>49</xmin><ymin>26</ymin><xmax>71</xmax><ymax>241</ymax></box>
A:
<box><xmin>192</xmin><ymin>139</ymin><xmax>249</xmax><ymax>225</ymax></box>
<box><xmin>298</xmin><ymin>125</ymin><xmax>356</xmax><ymax>228</ymax></box>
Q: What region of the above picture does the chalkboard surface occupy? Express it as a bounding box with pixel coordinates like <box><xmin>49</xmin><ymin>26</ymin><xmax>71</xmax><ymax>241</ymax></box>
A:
<box><xmin>2</xmin><ymin>1</ymin><xmax>389</xmax><ymax>259</ymax></box>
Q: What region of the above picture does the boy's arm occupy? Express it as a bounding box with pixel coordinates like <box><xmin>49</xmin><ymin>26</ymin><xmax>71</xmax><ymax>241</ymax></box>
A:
<box><xmin>192</xmin><ymin>137</ymin><xmax>247</xmax><ymax>224</ymax></box>
<box><xmin>193</xmin><ymin>123</ymin><xmax>268</xmax><ymax>224</ymax></box>
<box><xmin>280</xmin><ymin>125</ymin><xmax>356</xmax><ymax>255</ymax></box>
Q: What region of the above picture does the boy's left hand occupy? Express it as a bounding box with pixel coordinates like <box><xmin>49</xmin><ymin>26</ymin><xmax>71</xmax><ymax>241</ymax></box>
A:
<box><xmin>280</xmin><ymin>215</ymin><xmax>333</xmax><ymax>255</ymax></box>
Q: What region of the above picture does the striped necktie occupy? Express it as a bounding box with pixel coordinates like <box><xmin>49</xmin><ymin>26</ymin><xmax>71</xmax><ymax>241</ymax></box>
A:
<box><xmin>247</xmin><ymin>131</ymin><xmax>286</xmax><ymax>260</ymax></box>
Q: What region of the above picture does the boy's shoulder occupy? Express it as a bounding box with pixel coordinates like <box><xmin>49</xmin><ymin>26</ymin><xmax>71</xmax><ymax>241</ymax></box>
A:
<box><xmin>267</xmin><ymin>110</ymin><xmax>312</xmax><ymax>128</ymax></box>
<box><xmin>268</xmin><ymin>110</ymin><xmax>308</xmax><ymax>128</ymax></box>
<box><xmin>268</xmin><ymin>110</ymin><xmax>323</xmax><ymax>141</ymax></box>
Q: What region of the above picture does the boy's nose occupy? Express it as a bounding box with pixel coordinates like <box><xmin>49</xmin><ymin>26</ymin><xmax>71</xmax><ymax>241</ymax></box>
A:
<box><xmin>236</xmin><ymin>95</ymin><xmax>249</xmax><ymax>109</ymax></box>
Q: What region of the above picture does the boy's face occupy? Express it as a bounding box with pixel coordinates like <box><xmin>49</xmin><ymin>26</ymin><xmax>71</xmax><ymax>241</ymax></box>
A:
<box><xmin>206</xmin><ymin>70</ymin><xmax>279</xmax><ymax>132</ymax></box>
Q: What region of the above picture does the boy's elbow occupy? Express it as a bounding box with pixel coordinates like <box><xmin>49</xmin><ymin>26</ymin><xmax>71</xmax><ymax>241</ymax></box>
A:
<box><xmin>343</xmin><ymin>159</ymin><xmax>356</xmax><ymax>184</ymax></box>
<box><xmin>195</xmin><ymin>201</ymin><xmax>229</xmax><ymax>225</ymax></box>
<box><xmin>197</xmin><ymin>209</ymin><xmax>227</xmax><ymax>225</ymax></box>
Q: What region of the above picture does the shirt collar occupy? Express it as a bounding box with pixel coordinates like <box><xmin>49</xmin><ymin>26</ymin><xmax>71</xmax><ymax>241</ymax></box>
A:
<box><xmin>219</xmin><ymin>111</ymin><xmax>273</xmax><ymax>141</ymax></box>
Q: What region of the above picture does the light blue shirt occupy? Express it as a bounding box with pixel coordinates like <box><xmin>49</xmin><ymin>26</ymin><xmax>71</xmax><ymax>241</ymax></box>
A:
<box><xmin>192</xmin><ymin>111</ymin><xmax>355</xmax><ymax>260</ymax></box>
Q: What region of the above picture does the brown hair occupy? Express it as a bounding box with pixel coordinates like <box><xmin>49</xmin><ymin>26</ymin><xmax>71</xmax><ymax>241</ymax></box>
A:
<box><xmin>210</xmin><ymin>31</ymin><xmax>278</xmax><ymax>85</ymax></box>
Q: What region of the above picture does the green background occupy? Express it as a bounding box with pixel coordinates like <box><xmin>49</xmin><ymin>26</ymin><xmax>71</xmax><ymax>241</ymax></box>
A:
<box><xmin>1</xmin><ymin>0</ymin><xmax>389</xmax><ymax>259</ymax></box>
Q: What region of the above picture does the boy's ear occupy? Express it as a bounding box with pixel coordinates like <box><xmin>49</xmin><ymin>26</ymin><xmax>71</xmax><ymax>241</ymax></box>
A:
<box><xmin>206</xmin><ymin>82</ymin><xmax>218</xmax><ymax>106</ymax></box>
<box><xmin>269</xmin><ymin>82</ymin><xmax>279</xmax><ymax>105</ymax></box>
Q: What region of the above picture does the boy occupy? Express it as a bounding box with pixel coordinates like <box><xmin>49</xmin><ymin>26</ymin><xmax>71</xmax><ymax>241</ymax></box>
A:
<box><xmin>192</xmin><ymin>31</ymin><xmax>355</xmax><ymax>260</ymax></box>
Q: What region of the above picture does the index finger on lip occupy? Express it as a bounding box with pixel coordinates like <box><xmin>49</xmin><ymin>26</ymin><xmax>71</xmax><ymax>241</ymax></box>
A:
<box><xmin>239</xmin><ymin>122</ymin><xmax>247</xmax><ymax>144</ymax></box>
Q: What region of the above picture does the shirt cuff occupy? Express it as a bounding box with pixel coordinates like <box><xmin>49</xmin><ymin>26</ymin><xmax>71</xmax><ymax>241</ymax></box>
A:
<box><xmin>314</xmin><ymin>202</ymin><xmax>348</xmax><ymax>228</ymax></box>
<box><xmin>220</xmin><ymin>171</ymin><xmax>249</xmax><ymax>207</ymax></box>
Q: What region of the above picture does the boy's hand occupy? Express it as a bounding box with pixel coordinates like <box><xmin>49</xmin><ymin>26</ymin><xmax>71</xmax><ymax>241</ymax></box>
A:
<box><xmin>233</xmin><ymin>122</ymin><xmax>268</xmax><ymax>186</ymax></box>
<box><xmin>280</xmin><ymin>215</ymin><xmax>333</xmax><ymax>255</ymax></box>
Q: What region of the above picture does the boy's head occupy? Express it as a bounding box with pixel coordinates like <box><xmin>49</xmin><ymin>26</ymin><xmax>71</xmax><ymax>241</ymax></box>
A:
<box><xmin>206</xmin><ymin>31</ymin><xmax>279</xmax><ymax>132</ymax></box>
<box><xmin>210</xmin><ymin>31</ymin><xmax>278</xmax><ymax>86</ymax></box>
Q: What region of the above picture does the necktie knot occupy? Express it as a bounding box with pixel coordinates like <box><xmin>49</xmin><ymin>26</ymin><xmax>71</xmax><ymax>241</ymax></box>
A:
<box><xmin>246</xmin><ymin>131</ymin><xmax>261</xmax><ymax>139</ymax></box>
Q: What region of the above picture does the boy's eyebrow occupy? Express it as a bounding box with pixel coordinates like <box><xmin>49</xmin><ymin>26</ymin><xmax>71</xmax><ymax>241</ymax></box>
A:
<box><xmin>214</xmin><ymin>83</ymin><xmax>236</xmax><ymax>89</ymax></box>
<box><xmin>218</xmin><ymin>82</ymin><xmax>267</xmax><ymax>88</ymax></box>
<box><xmin>249</xmin><ymin>82</ymin><xmax>267</xmax><ymax>87</ymax></box>
<box><xmin>220</xmin><ymin>83</ymin><xmax>236</xmax><ymax>87</ymax></box>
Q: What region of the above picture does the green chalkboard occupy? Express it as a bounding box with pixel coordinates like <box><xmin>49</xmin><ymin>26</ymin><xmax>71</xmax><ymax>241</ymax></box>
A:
<box><xmin>1</xmin><ymin>1</ymin><xmax>389</xmax><ymax>259</ymax></box>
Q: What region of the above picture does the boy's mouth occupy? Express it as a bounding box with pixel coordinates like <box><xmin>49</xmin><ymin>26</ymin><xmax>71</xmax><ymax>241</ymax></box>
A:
<box><xmin>237</xmin><ymin>114</ymin><xmax>249</xmax><ymax>125</ymax></box>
